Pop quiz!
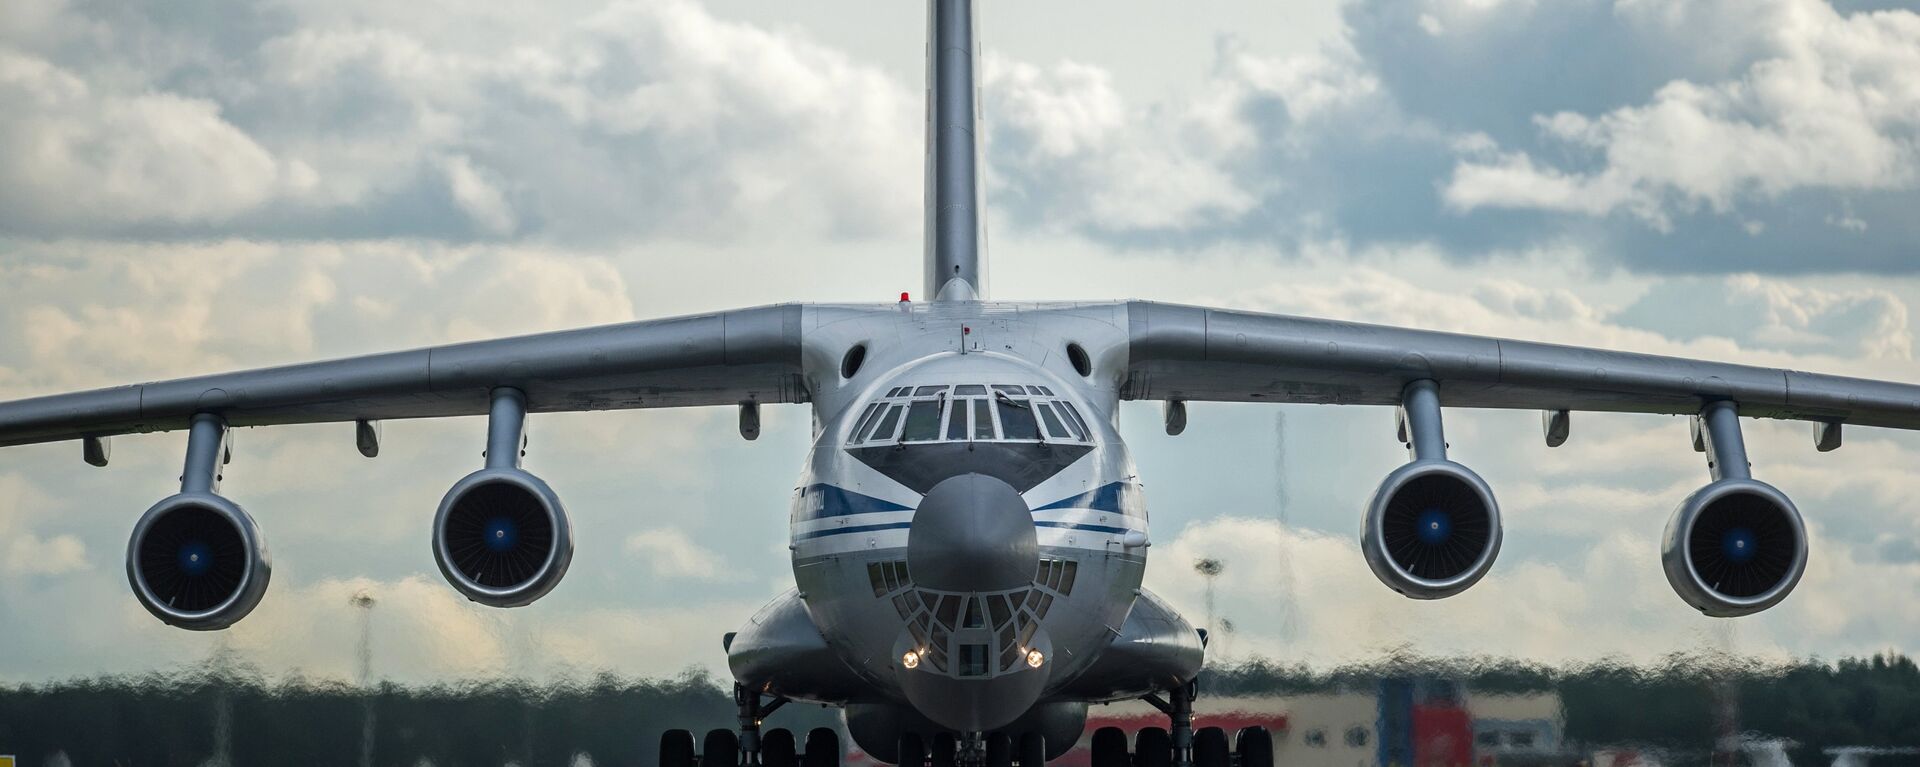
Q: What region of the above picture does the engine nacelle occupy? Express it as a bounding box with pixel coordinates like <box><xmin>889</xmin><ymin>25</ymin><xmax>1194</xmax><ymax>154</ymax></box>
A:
<box><xmin>126</xmin><ymin>492</ymin><xmax>272</xmax><ymax>631</ymax></box>
<box><xmin>1362</xmin><ymin>460</ymin><xmax>1503</xmax><ymax>600</ymax></box>
<box><xmin>432</xmin><ymin>467</ymin><xmax>573</xmax><ymax>607</ymax></box>
<box><xmin>1661</xmin><ymin>478</ymin><xmax>1807</xmax><ymax>617</ymax></box>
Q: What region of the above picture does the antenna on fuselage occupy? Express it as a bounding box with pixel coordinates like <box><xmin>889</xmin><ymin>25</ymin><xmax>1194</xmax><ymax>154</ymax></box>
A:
<box><xmin>925</xmin><ymin>0</ymin><xmax>986</xmax><ymax>302</ymax></box>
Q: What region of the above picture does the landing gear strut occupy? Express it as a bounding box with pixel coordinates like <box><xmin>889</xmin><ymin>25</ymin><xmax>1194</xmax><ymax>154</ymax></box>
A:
<box><xmin>737</xmin><ymin>683</ymin><xmax>791</xmax><ymax>766</ymax></box>
<box><xmin>1143</xmin><ymin>680</ymin><xmax>1198</xmax><ymax>767</ymax></box>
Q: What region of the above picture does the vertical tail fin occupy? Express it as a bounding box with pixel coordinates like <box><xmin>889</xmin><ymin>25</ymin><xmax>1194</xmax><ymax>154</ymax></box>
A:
<box><xmin>925</xmin><ymin>0</ymin><xmax>986</xmax><ymax>302</ymax></box>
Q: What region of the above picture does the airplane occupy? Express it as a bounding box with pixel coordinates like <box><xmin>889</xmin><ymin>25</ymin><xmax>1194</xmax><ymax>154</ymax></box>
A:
<box><xmin>0</xmin><ymin>1</ymin><xmax>1909</xmax><ymax>766</ymax></box>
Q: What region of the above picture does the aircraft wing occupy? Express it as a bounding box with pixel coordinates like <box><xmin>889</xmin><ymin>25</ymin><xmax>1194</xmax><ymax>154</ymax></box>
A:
<box><xmin>1123</xmin><ymin>300</ymin><xmax>1920</xmax><ymax>432</ymax></box>
<box><xmin>0</xmin><ymin>304</ymin><xmax>806</xmax><ymax>449</ymax></box>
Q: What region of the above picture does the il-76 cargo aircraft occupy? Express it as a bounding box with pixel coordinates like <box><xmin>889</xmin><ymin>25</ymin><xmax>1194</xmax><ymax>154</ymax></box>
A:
<box><xmin>2</xmin><ymin>2</ymin><xmax>1913</xmax><ymax>767</ymax></box>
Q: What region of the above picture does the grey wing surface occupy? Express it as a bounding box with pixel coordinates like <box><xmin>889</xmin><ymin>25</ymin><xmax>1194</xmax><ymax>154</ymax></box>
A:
<box><xmin>1124</xmin><ymin>300</ymin><xmax>1920</xmax><ymax>430</ymax></box>
<box><xmin>0</xmin><ymin>304</ymin><xmax>806</xmax><ymax>448</ymax></box>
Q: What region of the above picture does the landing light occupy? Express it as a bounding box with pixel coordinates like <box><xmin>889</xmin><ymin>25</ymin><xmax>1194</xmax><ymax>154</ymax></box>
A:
<box><xmin>1025</xmin><ymin>649</ymin><xmax>1045</xmax><ymax>669</ymax></box>
<box><xmin>902</xmin><ymin>650</ymin><xmax>921</xmax><ymax>670</ymax></box>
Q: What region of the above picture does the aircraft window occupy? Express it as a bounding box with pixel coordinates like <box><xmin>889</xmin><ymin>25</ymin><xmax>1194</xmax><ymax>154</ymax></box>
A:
<box><xmin>849</xmin><ymin>403</ymin><xmax>883</xmax><ymax>444</ymax></box>
<box><xmin>997</xmin><ymin>396</ymin><xmax>1040</xmax><ymax>440</ymax></box>
<box><xmin>868</xmin><ymin>563</ymin><xmax>887</xmax><ymax>597</ymax></box>
<box><xmin>1010</xmin><ymin>590</ymin><xmax>1028</xmax><ymax>612</ymax></box>
<box><xmin>1036</xmin><ymin>404</ymin><xmax>1072</xmax><ymax>440</ymax></box>
<box><xmin>892</xmin><ymin>594</ymin><xmax>915</xmax><ymax>619</ymax></box>
<box><xmin>928</xmin><ymin>634</ymin><xmax>949</xmax><ymax>672</ymax></box>
<box><xmin>962</xmin><ymin>597</ymin><xmax>985</xmax><ymax>628</ymax></box>
<box><xmin>1345</xmin><ymin>727</ymin><xmax>1369</xmax><ymax>748</ymax></box>
<box><xmin>946</xmin><ymin>400</ymin><xmax>968</xmax><ymax>440</ymax></box>
<box><xmin>988</xmin><ymin>595</ymin><xmax>1012</xmax><ymax>627</ymax></box>
<box><xmin>999</xmin><ymin>643</ymin><xmax>1020</xmax><ymax>672</ymax></box>
<box><xmin>1046</xmin><ymin>561</ymin><xmax>1065</xmax><ymax>590</ymax></box>
<box><xmin>971</xmin><ymin>400</ymin><xmax>995</xmax><ymax>439</ymax></box>
<box><xmin>888</xmin><ymin>387</ymin><xmax>906</xmax><ymax>397</ymax></box>
<box><xmin>1024</xmin><ymin>590</ymin><xmax>1042</xmax><ymax>611</ymax></box>
<box><xmin>935</xmin><ymin>595</ymin><xmax>962</xmax><ymax>628</ymax></box>
<box><xmin>908</xmin><ymin>622</ymin><xmax>928</xmax><ymax>646</ymax></box>
<box><xmin>958</xmin><ymin>644</ymin><xmax>990</xmax><ymax>677</ymax></box>
<box><xmin>1509</xmin><ymin>732</ymin><xmax>1534</xmax><ymax>748</ymax></box>
<box><xmin>992</xmin><ymin>385</ymin><xmax>1024</xmax><ymax>394</ymax></box>
<box><xmin>1304</xmin><ymin>730</ymin><xmax>1327</xmax><ymax>748</ymax></box>
<box><xmin>1017</xmin><ymin>618</ymin><xmax>1038</xmax><ymax>648</ymax></box>
<box><xmin>1058</xmin><ymin>401</ymin><xmax>1093</xmax><ymax>438</ymax></box>
<box><xmin>867</xmin><ymin>405</ymin><xmax>903</xmax><ymax>441</ymax></box>
<box><xmin>1476</xmin><ymin>732</ymin><xmax>1500</xmax><ymax>747</ymax></box>
<box><xmin>913</xmin><ymin>385</ymin><xmax>947</xmax><ymax>396</ymax></box>
<box><xmin>901</xmin><ymin>400</ymin><xmax>943</xmax><ymax>442</ymax></box>
<box><xmin>1059</xmin><ymin>561</ymin><xmax>1077</xmax><ymax>595</ymax></box>
<box><xmin>1033</xmin><ymin>385</ymin><xmax>1053</xmax><ymax>395</ymax></box>
<box><xmin>1036</xmin><ymin>593</ymin><xmax>1054</xmax><ymax>618</ymax></box>
<box><xmin>1053</xmin><ymin>403</ymin><xmax>1085</xmax><ymax>440</ymax></box>
<box><xmin>954</xmin><ymin>384</ymin><xmax>987</xmax><ymax>395</ymax></box>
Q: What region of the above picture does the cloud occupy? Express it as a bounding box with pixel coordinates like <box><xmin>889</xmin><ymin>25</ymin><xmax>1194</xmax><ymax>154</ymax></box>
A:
<box><xmin>0</xmin><ymin>50</ymin><xmax>287</xmax><ymax>230</ymax></box>
<box><xmin>623</xmin><ymin>528</ymin><xmax>740</xmax><ymax>582</ymax></box>
<box><xmin>0</xmin><ymin>0</ymin><xmax>920</xmax><ymax>243</ymax></box>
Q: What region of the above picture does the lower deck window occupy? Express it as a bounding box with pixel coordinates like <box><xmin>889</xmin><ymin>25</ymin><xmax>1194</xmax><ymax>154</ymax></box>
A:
<box><xmin>957</xmin><ymin>644</ymin><xmax>990</xmax><ymax>677</ymax></box>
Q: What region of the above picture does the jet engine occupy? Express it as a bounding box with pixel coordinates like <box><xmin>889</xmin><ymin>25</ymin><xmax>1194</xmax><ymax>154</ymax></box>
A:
<box><xmin>1661</xmin><ymin>479</ymin><xmax>1806</xmax><ymax>617</ymax></box>
<box><xmin>432</xmin><ymin>388</ymin><xmax>573</xmax><ymax>607</ymax></box>
<box><xmin>1362</xmin><ymin>460</ymin><xmax>1502</xmax><ymax>599</ymax></box>
<box><xmin>1660</xmin><ymin>403</ymin><xmax>1809</xmax><ymax>617</ymax></box>
<box><xmin>127</xmin><ymin>414</ymin><xmax>272</xmax><ymax>631</ymax></box>
<box><xmin>1361</xmin><ymin>380</ymin><xmax>1503</xmax><ymax>599</ymax></box>
<box><xmin>433</xmin><ymin>467</ymin><xmax>572</xmax><ymax>607</ymax></box>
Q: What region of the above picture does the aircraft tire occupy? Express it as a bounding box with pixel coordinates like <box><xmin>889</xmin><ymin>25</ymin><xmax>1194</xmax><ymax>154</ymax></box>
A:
<box><xmin>985</xmin><ymin>732</ymin><xmax>1014</xmax><ymax>767</ymax></box>
<box><xmin>1089</xmin><ymin>727</ymin><xmax>1130</xmax><ymax>767</ymax></box>
<box><xmin>1017</xmin><ymin>732</ymin><xmax>1047</xmax><ymax>767</ymax></box>
<box><xmin>662</xmin><ymin>729</ymin><xmax>697</xmax><ymax>767</ymax></box>
<box><xmin>705</xmin><ymin>729</ymin><xmax>741</xmax><ymax>767</ymax></box>
<box><xmin>1134</xmin><ymin>728</ymin><xmax>1172</xmax><ymax>767</ymax></box>
<box><xmin>1193</xmin><ymin>727</ymin><xmax>1229</xmax><ymax>767</ymax></box>
<box><xmin>763</xmin><ymin>729</ymin><xmax>798</xmax><ymax>767</ymax></box>
<box><xmin>899</xmin><ymin>733</ymin><xmax>927</xmax><ymax>767</ymax></box>
<box><xmin>804</xmin><ymin>727</ymin><xmax>842</xmax><ymax>767</ymax></box>
<box><xmin>931</xmin><ymin>733</ymin><xmax>958</xmax><ymax>767</ymax></box>
<box><xmin>1233</xmin><ymin>727</ymin><xmax>1273</xmax><ymax>767</ymax></box>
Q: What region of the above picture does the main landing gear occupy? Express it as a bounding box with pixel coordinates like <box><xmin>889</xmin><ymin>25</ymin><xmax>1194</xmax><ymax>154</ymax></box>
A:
<box><xmin>1086</xmin><ymin>682</ymin><xmax>1274</xmax><ymax>767</ymax></box>
<box><xmin>660</xmin><ymin>684</ymin><xmax>843</xmax><ymax>767</ymax></box>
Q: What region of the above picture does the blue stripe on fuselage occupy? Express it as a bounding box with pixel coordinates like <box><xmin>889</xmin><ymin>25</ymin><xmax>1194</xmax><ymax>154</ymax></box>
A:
<box><xmin>796</xmin><ymin>483</ymin><xmax>914</xmax><ymax>521</ymax></box>
<box><xmin>1031</xmin><ymin>481</ymin><xmax>1134</xmax><ymax>515</ymax></box>
<box><xmin>794</xmin><ymin>521</ymin><xmax>915</xmax><ymax>540</ymax></box>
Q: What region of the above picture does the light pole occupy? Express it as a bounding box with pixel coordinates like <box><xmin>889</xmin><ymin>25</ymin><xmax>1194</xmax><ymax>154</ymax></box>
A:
<box><xmin>351</xmin><ymin>590</ymin><xmax>376</xmax><ymax>767</ymax></box>
<box><xmin>1194</xmin><ymin>557</ymin><xmax>1225</xmax><ymax>643</ymax></box>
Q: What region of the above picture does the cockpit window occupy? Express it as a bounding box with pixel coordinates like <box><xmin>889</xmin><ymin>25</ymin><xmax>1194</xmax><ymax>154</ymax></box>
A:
<box><xmin>971</xmin><ymin>399</ymin><xmax>995</xmax><ymax>440</ymax></box>
<box><xmin>848</xmin><ymin>403</ymin><xmax>883</xmax><ymax>444</ymax></box>
<box><xmin>853</xmin><ymin>384</ymin><xmax>1094</xmax><ymax>446</ymax></box>
<box><xmin>867</xmin><ymin>404</ymin><xmax>904</xmax><ymax>442</ymax></box>
<box><xmin>902</xmin><ymin>399</ymin><xmax>943</xmax><ymax>442</ymax></box>
<box><xmin>1036</xmin><ymin>403</ymin><xmax>1073</xmax><ymax>441</ymax></box>
<box><xmin>996</xmin><ymin>396</ymin><xmax>1040</xmax><ymax>440</ymax></box>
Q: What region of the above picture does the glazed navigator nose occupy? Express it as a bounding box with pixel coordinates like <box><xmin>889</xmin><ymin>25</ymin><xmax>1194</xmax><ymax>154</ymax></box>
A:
<box><xmin>908</xmin><ymin>474</ymin><xmax>1039</xmax><ymax>592</ymax></box>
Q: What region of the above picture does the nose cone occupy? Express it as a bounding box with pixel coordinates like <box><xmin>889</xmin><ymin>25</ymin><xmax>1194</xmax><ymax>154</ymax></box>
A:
<box><xmin>908</xmin><ymin>474</ymin><xmax>1039</xmax><ymax>592</ymax></box>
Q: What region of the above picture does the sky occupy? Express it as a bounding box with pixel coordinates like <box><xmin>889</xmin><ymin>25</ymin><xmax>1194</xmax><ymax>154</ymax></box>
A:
<box><xmin>3</xmin><ymin>0</ymin><xmax>1920</xmax><ymax>685</ymax></box>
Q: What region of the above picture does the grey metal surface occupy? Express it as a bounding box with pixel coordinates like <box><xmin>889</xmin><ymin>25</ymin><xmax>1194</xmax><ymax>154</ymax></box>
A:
<box><xmin>1125</xmin><ymin>300</ymin><xmax>1920</xmax><ymax>429</ymax></box>
<box><xmin>924</xmin><ymin>0</ymin><xmax>986</xmax><ymax>301</ymax></box>
<box><xmin>0</xmin><ymin>304</ymin><xmax>805</xmax><ymax>447</ymax></box>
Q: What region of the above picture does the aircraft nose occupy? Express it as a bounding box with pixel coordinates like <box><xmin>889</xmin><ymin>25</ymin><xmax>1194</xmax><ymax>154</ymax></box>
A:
<box><xmin>907</xmin><ymin>474</ymin><xmax>1039</xmax><ymax>592</ymax></box>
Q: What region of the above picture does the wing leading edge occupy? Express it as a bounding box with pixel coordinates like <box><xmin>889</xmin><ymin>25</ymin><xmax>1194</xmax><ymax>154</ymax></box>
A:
<box><xmin>0</xmin><ymin>304</ymin><xmax>807</xmax><ymax>448</ymax></box>
<box><xmin>1124</xmin><ymin>300</ymin><xmax>1920</xmax><ymax>431</ymax></box>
